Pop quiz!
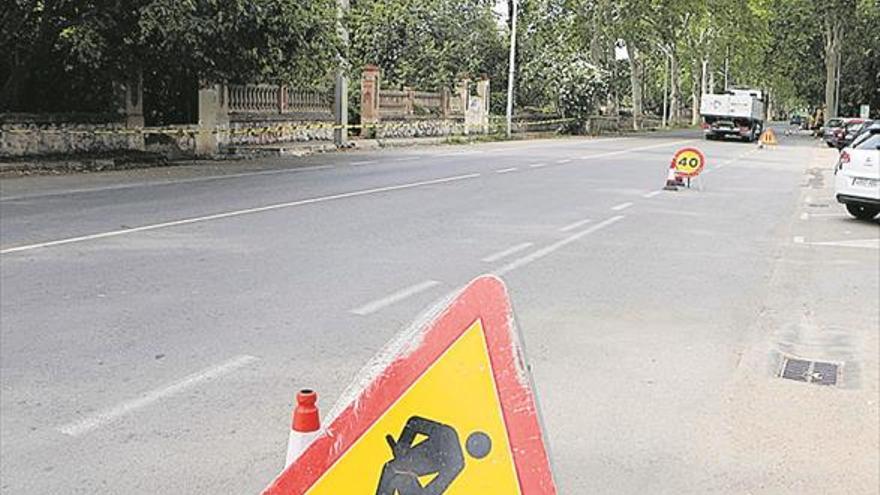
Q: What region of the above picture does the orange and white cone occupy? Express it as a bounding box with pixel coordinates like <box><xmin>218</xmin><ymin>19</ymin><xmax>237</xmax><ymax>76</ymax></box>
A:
<box><xmin>285</xmin><ymin>389</ymin><xmax>320</xmax><ymax>468</ymax></box>
<box><xmin>663</xmin><ymin>165</ymin><xmax>679</xmax><ymax>191</ymax></box>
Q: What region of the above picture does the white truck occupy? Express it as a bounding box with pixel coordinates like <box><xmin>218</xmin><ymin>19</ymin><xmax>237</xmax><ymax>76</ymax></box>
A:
<box><xmin>700</xmin><ymin>89</ymin><xmax>766</xmax><ymax>142</ymax></box>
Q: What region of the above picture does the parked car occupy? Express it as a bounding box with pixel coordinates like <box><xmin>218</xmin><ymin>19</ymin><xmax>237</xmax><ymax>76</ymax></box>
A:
<box><xmin>823</xmin><ymin>118</ymin><xmax>846</xmax><ymax>146</ymax></box>
<box><xmin>835</xmin><ymin>123</ymin><xmax>880</xmax><ymax>220</ymax></box>
<box><xmin>843</xmin><ymin>119</ymin><xmax>874</xmax><ymax>148</ymax></box>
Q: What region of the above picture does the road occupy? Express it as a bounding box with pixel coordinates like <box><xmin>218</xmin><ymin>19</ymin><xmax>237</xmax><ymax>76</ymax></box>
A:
<box><xmin>1</xmin><ymin>129</ymin><xmax>877</xmax><ymax>494</ymax></box>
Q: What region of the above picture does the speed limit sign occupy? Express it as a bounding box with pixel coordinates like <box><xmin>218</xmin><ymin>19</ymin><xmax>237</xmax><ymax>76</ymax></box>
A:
<box><xmin>671</xmin><ymin>147</ymin><xmax>706</xmax><ymax>177</ymax></box>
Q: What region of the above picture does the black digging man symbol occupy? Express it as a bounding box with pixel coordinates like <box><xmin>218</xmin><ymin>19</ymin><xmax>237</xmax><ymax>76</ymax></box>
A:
<box><xmin>375</xmin><ymin>416</ymin><xmax>493</xmax><ymax>495</ymax></box>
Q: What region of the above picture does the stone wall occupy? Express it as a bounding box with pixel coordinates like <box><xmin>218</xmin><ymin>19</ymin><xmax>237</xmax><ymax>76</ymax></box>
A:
<box><xmin>226</xmin><ymin>115</ymin><xmax>333</xmax><ymax>146</ymax></box>
<box><xmin>1</xmin><ymin>114</ymin><xmax>143</xmax><ymax>157</ymax></box>
<box><xmin>359</xmin><ymin>66</ymin><xmax>490</xmax><ymax>140</ymax></box>
<box><xmin>374</xmin><ymin>119</ymin><xmax>465</xmax><ymax>139</ymax></box>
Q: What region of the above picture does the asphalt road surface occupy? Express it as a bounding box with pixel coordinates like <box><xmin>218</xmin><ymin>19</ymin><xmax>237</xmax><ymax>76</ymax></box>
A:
<box><xmin>1</xmin><ymin>128</ymin><xmax>877</xmax><ymax>494</ymax></box>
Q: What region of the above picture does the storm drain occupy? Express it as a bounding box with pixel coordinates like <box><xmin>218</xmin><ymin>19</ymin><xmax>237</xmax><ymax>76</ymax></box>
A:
<box><xmin>779</xmin><ymin>356</ymin><xmax>840</xmax><ymax>386</ymax></box>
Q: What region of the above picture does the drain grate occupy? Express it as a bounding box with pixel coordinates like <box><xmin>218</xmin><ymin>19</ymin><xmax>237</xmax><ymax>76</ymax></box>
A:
<box><xmin>779</xmin><ymin>356</ymin><xmax>840</xmax><ymax>386</ymax></box>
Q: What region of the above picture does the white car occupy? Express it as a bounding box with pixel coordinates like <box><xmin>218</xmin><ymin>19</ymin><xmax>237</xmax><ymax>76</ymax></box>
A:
<box><xmin>835</xmin><ymin>125</ymin><xmax>880</xmax><ymax>220</ymax></box>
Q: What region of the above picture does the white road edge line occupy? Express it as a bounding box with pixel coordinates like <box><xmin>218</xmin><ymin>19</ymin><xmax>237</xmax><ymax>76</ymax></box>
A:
<box><xmin>793</xmin><ymin>236</ymin><xmax>805</xmax><ymax>244</ymax></box>
<box><xmin>0</xmin><ymin>173</ymin><xmax>481</xmax><ymax>255</ymax></box>
<box><xmin>0</xmin><ymin>165</ymin><xmax>336</xmax><ymax>203</ymax></box>
<box><xmin>643</xmin><ymin>191</ymin><xmax>663</xmax><ymax>198</ymax></box>
<box><xmin>481</xmin><ymin>242</ymin><xmax>534</xmax><ymax>263</ymax></box>
<box><xmin>351</xmin><ymin>280</ymin><xmax>442</xmax><ymax>316</ymax></box>
<box><xmin>350</xmin><ymin>160</ymin><xmax>378</xmax><ymax>166</ymax></box>
<box><xmin>495</xmin><ymin>167</ymin><xmax>518</xmax><ymax>174</ymax></box>
<box><xmin>559</xmin><ymin>218</ymin><xmax>592</xmax><ymax>232</ymax></box>
<box><xmin>578</xmin><ymin>139</ymin><xmax>694</xmax><ymax>161</ymax></box>
<box><xmin>800</xmin><ymin>212</ymin><xmax>810</xmax><ymax>220</ymax></box>
<box><xmin>611</xmin><ymin>202</ymin><xmax>634</xmax><ymax>211</ymax></box>
<box><xmin>57</xmin><ymin>355</ymin><xmax>258</xmax><ymax>437</ymax></box>
<box><xmin>495</xmin><ymin>216</ymin><xmax>625</xmax><ymax>275</ymax></box>
<box><xmin>556</xmin><ymin>159</ymin><xmax>572</xmax><ymax>164</ymax></box>
<box><xmin>395</xmin><ymin>157</ymin><xmax>421</xmax><ymax>162</ymax></box>
<box><xmin>528</xmin><ymin>163</ymin><xmax>548</xmax><ymax>168</ymax></box>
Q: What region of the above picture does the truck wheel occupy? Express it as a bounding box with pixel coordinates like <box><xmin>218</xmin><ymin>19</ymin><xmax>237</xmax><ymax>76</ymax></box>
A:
<box><xmin>846</xmin><ymin>203</ymin><xmax>880</xmax><ymax>220</ymax></box>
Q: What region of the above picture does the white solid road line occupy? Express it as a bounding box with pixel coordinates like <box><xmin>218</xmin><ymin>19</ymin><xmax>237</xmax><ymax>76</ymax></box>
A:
<box><xmin>800</xmin><ymin>212</ymin><xmax>810</xmax><ymax>220</ymax></box>
<box><xmin>350</xmin><ymin>160</ymin><xmax>378</xmax><ymax>166</ymax></box>
<box><xmin>57</xmin><ymin>355</ymin><xmax>258</xmax><ymax>437</ymax></box>
<box><xmin>395</xmin><ymin>157</ymin><xmax>421</xmax><ymax>162</ymax></box>
<box><xmin>351</xmin><ymin>280</ymin><xmax>442</xmax><ymax>316</ymax></box>
<box><xmin>556</xmin><ymin>159</ymin><xmax>572</xmax><ymax>164</ymax></box>
<box><xmin>611</xmin><ymin>202</ymin><xmax>634</xmax><ymax>211</ymax></box>
<box><xmin>0</xmin><ymin>165</ymin><xmax>336</xmax><ymax>203</ymax></box>
<box><xmin>793</xmin><ymin>236</ymin><xmax>805</xmax><ymax>244</ymax></box>
<box><xmin>528</xmin><ymin>163</ymin><xmax>548</xmax><ymax>168</ymax></box>
<box><xmin>495</xmin><ymin>167</ymin><xmax>518</xmax><ymax>174</ymax></box>
<box><xmin>643</xmin><ymin>191</ymin><xmax>663</xmax><ymax>198</ymax></box>
<box><xmin>481</xmin><ymin>242</ymin><xmax>534</xmax><ymax>262</ymax></box>
<box><xmin>495</xmin><ymin>216</ymin><xmax>625</xmax><ymax>275</ymax></box>
<box><xmin>0</xmin><ymin>173</ymin><xmax>481</xmax><ymax>255</ymax></box>
<box><xmin>559</xmin><ymin>218</ymin><xmax>592</xmax><ymax>232</ymax></box>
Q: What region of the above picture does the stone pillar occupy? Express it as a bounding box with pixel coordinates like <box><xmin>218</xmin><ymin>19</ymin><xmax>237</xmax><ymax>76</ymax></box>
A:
<box><xmin>124</xmin><ymin>70</ymin><xmax>144</xmax><ymax>128</ymax></box>
<box><xmin>458</xmin><ymin>78</ymin><xmax>470</xmax><ymax>135</ymax></box>
<box><xmin>440</xmin><ymin>88</ymin><xmax>450</xmax><ymax>118</ymax></box>
<box><xmin>278</xmin><ymin>84</ymin><xmax>288</xmax><ymax>113</ymax></box>
<box><xmin>360</xmin><ymin>65</ymin><xmax>381</xmax><ymax>130</ymax></box>
<box><xmin>403</xmin><ymin>86</ymin><xmax>414</xmax><ymax>116</ymax></box>
<box><xmin>476</xmin><ymin>76</ymin><xmax>490</xmax><ymax>133</ymax></box>
<box><xmin>196</xmin><ymin>82</ymin><xmax>229</xmax><ymax>156</ymax></box>
<box><xmin>458</xmin><ymin>79</ymin><xmax>470</xmax><ymax>115</ymax></box>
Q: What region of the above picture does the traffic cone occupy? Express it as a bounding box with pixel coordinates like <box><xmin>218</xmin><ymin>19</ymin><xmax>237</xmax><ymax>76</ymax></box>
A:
<box><xmin>663</xmin><ymin>165</ymin><xmax>679</xmax><ymax>191</ymax></box>
<box><xmin>674</xmin><ymin>172</ymin><xmax>686</xmax><ymax>187</ymax></box>
<box><xmin>285</xmin><ymin>389</ymin><xmax>320</xmax><ymax>468</ymax></box>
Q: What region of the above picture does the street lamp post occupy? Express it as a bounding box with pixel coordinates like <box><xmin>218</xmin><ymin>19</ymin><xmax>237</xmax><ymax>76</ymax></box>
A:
<box><xmin>505</xmin><ymin>0</ymin><xmax>518</xmax><ymax>138</ymax></box>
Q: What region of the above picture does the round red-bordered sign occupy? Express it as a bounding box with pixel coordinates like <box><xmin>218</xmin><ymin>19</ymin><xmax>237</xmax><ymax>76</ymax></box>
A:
<box><xmin>671</xmin><ymin>147</ymin><xmax>706</xmax><ymax>177</ymax></box>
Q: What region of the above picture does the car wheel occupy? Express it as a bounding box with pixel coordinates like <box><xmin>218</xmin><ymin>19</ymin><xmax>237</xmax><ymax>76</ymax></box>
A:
<box><xmin>825</xmin><ymin>142</ymin><xmax>835</xmax><ymax>147</ymax></box>
<box><xmin>845</xmin><ymin>203</ymin><xmax>880</xmax><ymax>220</ymax></box>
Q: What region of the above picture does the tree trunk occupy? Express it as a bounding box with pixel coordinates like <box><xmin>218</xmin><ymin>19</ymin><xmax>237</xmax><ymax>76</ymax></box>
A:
<box><xmin>690</xmin><ymin>58</ymin><xmax>700</xmax><ymax>126</ymax></box>
<box><xmin>627</xmin><ymin>42</ymin><xmax>643</xmax><ymax>130</ymax></box>
<box><xmin>708</xmin><ymin>70</ymin><xmax>715</xmax><ymax>95</ymax></box>
<box><xmin>669</xmin><ymin>53</ymin><xmax>680</xmax><ymax>124</ymax></box>
<box><xmin>823</xmin><ymin>16</ymin><xmax>842</xmax><ymax>118</ymax></box>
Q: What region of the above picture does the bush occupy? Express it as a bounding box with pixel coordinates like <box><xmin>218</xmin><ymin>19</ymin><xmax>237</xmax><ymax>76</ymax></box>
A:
<box><xmin>556</xmin><ymin>57</ymin><xmax>608</xmax><ymax>131</ymax></box>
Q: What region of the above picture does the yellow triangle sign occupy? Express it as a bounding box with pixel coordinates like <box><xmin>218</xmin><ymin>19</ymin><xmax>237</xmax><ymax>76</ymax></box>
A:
<box><xmin>263</xmin><ymin>276</ymin><xmax>556</xmax><ymax>494</ymax></box>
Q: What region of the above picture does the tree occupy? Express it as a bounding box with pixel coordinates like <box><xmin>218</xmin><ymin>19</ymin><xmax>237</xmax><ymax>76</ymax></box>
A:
<box><xmin>347</xmin><ymin>0</ymin><xmax>504</xmax><ymax>91</ymax></box>
<box><xmin>1</xmin><ymin>0</ymin><xmax>341</xmax><ymax>120</ymax></box>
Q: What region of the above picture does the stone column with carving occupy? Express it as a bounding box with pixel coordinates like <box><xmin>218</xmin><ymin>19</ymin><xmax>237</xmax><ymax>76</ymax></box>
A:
<box><xmin>360</xmin><ymin>65</ymin><xmax>381</xmax><ymax>136</ymax></box>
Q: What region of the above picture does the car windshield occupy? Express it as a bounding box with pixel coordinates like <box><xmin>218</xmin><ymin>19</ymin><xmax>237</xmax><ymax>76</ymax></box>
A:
<box><xmin>855</xmin><ymin>133</ymin><xmax>880</xmax><ymax>149</ymax></box>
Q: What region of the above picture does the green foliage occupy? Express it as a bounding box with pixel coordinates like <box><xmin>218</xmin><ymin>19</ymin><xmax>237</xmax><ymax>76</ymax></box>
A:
<box><xmin>556</xmin><ymin>56</ymin><xmax>608</xmax><ymax>125</ymax></box>
<box><xmin>1</xmin><ymin>0</ymin><xmax>340</xmax><ymax>116</ymax></box>
<box><xmin>2</xmin><ymin>0</ymin><xmax>875</xmax><ymax>123</ymax></box>
<box><xmin>348</xmin><ymin>0</ymin><xmax>505</xmax><ymax>91</ymax></box>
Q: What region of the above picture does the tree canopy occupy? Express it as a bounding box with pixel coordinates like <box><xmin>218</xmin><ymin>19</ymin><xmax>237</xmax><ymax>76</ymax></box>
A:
<box><xmin>2</xmin><ymin>0</ymin><xmax>877</xmax><ymax>124</ymax></box>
